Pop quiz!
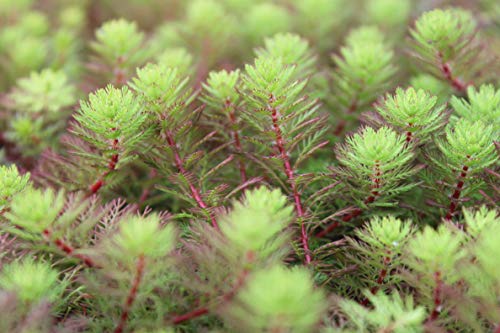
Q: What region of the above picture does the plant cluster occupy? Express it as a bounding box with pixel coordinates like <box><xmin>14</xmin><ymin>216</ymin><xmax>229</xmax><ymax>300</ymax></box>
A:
<box><xmin>0</xmin><ymin>1</ymin><xmax>499</xmax><ymax>332</ymax></box>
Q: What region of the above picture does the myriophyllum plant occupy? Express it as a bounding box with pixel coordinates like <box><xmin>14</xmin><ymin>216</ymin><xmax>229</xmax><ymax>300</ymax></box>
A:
<box><xmin>4</xmin><ymin>69</ymin><xmax>76</xmax><ymax>157</ymax></box>
<box><xmin>431</xmin><ymin>119</ymin><xmax>497</xmax><ymax>221</ymax></box>
<box><xmin>317</xmin><ymin>127</ymin><xmax>418</xmax><ymax>237</ymax></box>
<box><xmin>240</xmin><ymin>54</ymin><xmax>328</xmax><ymax>264</ymax></box>
<box><xmin>202</xmin><ymin>69</ymin><xmax>247</xmax><ymax>183</ymax></box>
<box><xmin>372</xmin><ymin>87</ymin><xmax>448</xmax><ymax>144</ymax></box>
<box><xmin>0</xmin><ymin>2</ymin><xmax>498</xmax><ymax>333</ymax></box>
<box><xmin>72</xmin><ymin>85</ymin><xmax>149</xmax><ymax>195</ymax></box>
<box><xmin>331</xmin><ymin>26</ymin><xmax>396</xmax><ymax>135</ymax></box>
<box><xmin>90</xmin><ymin>19</ymin><xmax>149</xmax><ymax>86</ymax></box>
<box><xmin>410</xmin><ymin>8</ymin><xmax>493</xmax><ymax>92</ymax></box>
<box><xmin>131</xmin><ymin>63</ymin><xmax>227</xmax><ymax>228</ymax></box>
<box><xmin>0</xmin><ymin>164</ymin><xmax>30</xmax><ymax>212</ymax></box>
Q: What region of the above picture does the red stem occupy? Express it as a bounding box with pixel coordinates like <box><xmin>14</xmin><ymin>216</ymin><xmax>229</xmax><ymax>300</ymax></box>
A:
<box><xmin>226</xmin><ymin>100</ymin><xmax>247</xmax><ymax>182</ymax></box>
<box><xmin>364</xmin><ymin>162</ymin><xmax>382</xmax><ymax>204</ymax></box>
<box><xmin>437</xmin><ymin>53</ymin><xmax>468</xmax><ymax>92</ymax></box>
<box><xmin>42</xmin><ymin>229</ymin><xmax>95</xmax><ymax>267</ymax></box>
<box><xmin>171</xmin><ymin>307</ymin><xmax>209</xmax><ymax>325</ymax></box>
<box><xmin>268</xmin><ymin>100</ymin><xmax>311</xmax><ymax>265</ymax></box>
<box><xmin>361</xmin><ymin>252</ymin><xmax>391</xmax><ymax>306</ymax></box>
<box><xmin>88</xmin><ymin>138</ymin><xmax>119</xmax><ymax>195</ymax></box>
<box><xmin>445</xmin><ymin>164</ymin><xmax>469</xmax><ymax>221</ymax></box>
<box><xmin>316</xmin><ymin>163</ymin><xmax>381</xmax><ymax>238</ymax></box>
<box><xmin>427</xmin><ymin>271</ymin><xmax>443</xmax><ymax>322</ymax></box>
<box><xmin>406</xmin><ymin>131</ymin><xmax>412</xmax><ymax>143</ymax></box>
<box><xmin>114</xmin><ymin>57</ymin><xmax>127</xmax><ymax>86</ymax></box>
<box><xmin>139</xmin><ymin>168</ymin><xmax>158</xmax><ymax>204</ymax></box>
<box><xmin>114</xmin><ymin>255</ymin><xmax>146</xmax><ymax>333</ymax></box>
<box><xmin>165</xmin><ymin>131</ymin><xmax>219</xmax><ymax>229</ymax></box>
<box><xmin>171</xmin><ymin>267</ymin><xmax>250</xmax><ymax>325</ymax></box>
<box><xmin>333</xmin><ymin>120</ymin><xmax>346</xmax><ymax>137</ymax></box>
<box><xmin>333</xmin><ymin>100</ymin><xmax>358</xmax><ymax>137</ymax></box>
<box><xmin>315</xmin><ymin>208</ymin><xmax>363</xmax><ymax>238</ymax></box>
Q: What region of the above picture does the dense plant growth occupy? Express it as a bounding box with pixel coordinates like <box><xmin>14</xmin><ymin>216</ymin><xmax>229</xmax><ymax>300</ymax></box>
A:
<box><xmin>0</xmin><ymin>0</ymin><xmax>499</xmax><ymax>332</ymax></box>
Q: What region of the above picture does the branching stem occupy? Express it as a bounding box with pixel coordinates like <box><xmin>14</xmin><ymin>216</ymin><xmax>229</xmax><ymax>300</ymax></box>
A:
<box><xmin>437</xmin><ymin>52</ymin><xmax>468</xmax><ymax>92</ymax></box>
<box><xmin>361</xmin><ymin>251</ymin><xmax>391</xmax><ymax>306</ymax></box>
<box><xmin>333</xmin><ymin>99</ymin><xmax>358</xmax><ymax>137</ymax></box>
<box><xmin>225</xmin><ymin>99</ymin><xmax>247</xmax><ymax>182</ymax></box>
<box><xmin>171</xmin><ymin>307</ymin><xmax>209</xmax><ymax>325</ymax></box>
<box><xmin>427</xmin><ymin>271</ymin><xmax>443</xmax><ymax>322</ymax></box>
<box><xmin>445</xmin><ymin>162</ymin><xmax>469</xmax><ymax>221</ymax></box>
<box><xmin>316</xmin><ymin>163</ymin><xmax>381</xmax><ymax>238</ymax></box>
<box><xmin>165</xmin><ymin>131</ymin><xmax>219</xmax><ymax>229</ymax></box>
<box><xmin>42</xmin><ymin>229</ymin><xmax>95</xmax><ymax>267</ymax></box>
<box><xmin>171</xmin><ymin>267</ymin><xmax>250</xmax><ymax>325</ymax></box>
<box><xmin>88</xmin><ymin>138</ymin><xmax>119</xmax><ymax>195</ymax></box>
<box><xmin>268</xmin><ymin>97</ymin><xmax>311</xmax><ymax>265</ymax></box>
<box><xmin>114</xmin><ymin>254</ymin><xmax>146</xmax><ymax>333</ymax></box>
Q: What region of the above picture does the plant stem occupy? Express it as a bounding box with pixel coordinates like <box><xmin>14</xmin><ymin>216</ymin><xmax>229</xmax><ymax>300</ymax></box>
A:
<box><xmin>114</xmin><ymin>254</ymin><xmax>145</xmax><ymax>333</ymax></box>
<box><xmin>333</xmin><ymin>99</ymin><xmax>358</xmax><ymax>137</ymax></box>
<box><xmin>405</xmin><ymin>131</ymin><xmax>413</xmax><ymax>143</ymax></box>
<box><xmin>361</xmin><ymin>252</ymin><xmax>391</xmax><ymax>306</ymax></box>
<box><xmin>165</xmin><ymin>130</ymin><xmax>219</xmax><ymax>229</ymax></box>
<box><xmin>226</xmin><ymin>99</ymin><xmax>247</xmax><ymax>182</ymax></box>
<box><xmin>171</xmin><ymin>307</ymin><xmax>209</xmax><ymax>325</ymax></box>
<box><xmin>365</xmin><ymin>162</ymin><xmax>382</xmax><ymax>204</ymax></box>
<box><xmin>445</xmin><ymin>164</ymin><xmax>469</xmax><ymax>221</ymax></box>
<box><xmin>171</xmin><ymin>267</ymin><xmax>250</xmax><ymax>325</ymax></box>
<box><xmin>315</xmin><ymin>208</ymin><xmax>362</xmax><ymax>238</ymax></box>
<box><xmin>88</xmin><ymin>138</ymin><xmax>119</xmax><ymax>195</ymax></box>
<box><xmin>139</xmin><ymin>168</ymin><xmax>158</xmax><ymax>203</ymax></box>
<box><xmin>427</xmin><ymin>271</ymin><xmax>443</xmax><ymax>322</ymax></box>
<box><xmin>268</xmin><ymin>99</ymin><xmax>311</xmax><ymax>264</ymax></box>
<box><xmin>437</xmin><ymin>52</ymin><xmax>468</xmax><ymax>92</ymax></box>
<box><xmin>42</xmin><ymin>229</ymin><xmax>95</xmax><ymax>267</ymax></box>
<box><xmin>316</xmin><ymin>164</ymin><xmax>381</xmax><ymax>238</ymax></box>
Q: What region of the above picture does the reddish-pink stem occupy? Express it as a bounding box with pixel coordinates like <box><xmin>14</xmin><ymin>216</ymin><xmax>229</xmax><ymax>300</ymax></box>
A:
<box><xmin>445</xmin><ymin>164</ymin><xmax>469</xmax><ymax>221</ymax></box>
<box><xmin>268</xmin><ymin>100</ymin><xmax>311</xmax><ymax>264</ymax></box>
<box><xmin>364</xmin><ymin>162</ymin><xmax>381</xmax><ymax>204</ymax></box>
<box><xmin>226</xmin><ymin>100</ymin><xmax>247</xmax><ymax>182</ymax></box>
<box><xmin>333</xmin><ymin>120</ymin><xmax>346</xmax><ymax>137</ymax></box>
<box><xmin>437</xmin><ymin>53</ymin><xmax>468</xmax><ymax>92</ymax></box>
<box><xmin>139</xmin><ymin>168</ymin><xmax>158</xmax><ymax>203</ymax></box>
<box><xmin>333</xmin><ymin>100</ymin><xmax>358</xmax><ymax>137</ymax></box>
<box><xmin>171</xmin><ymin>267</ymin><xmax>250</xmax><ymax>325</ymax></box>
<box><xmin>42</xmin><ymin>229</ymin><xmax>95</xmax><ymax>267</ymax></box>
<box><xmin>114</xmin><ymin>254</ymin><xmax>145</xmax><ymax>333</ymax></box>
<box><xmin>427</xmin><ymin>271</ymin><xmax>443</xmax><ymax>322</ymax></box>
<box><xmin>166</xmin><ymin>131</ymin><xmax>219</xmax><ymax>229</ymax></box>
<box><xmin>315</xmin><ymin>208</ymin><xmax>363</xmax><ymax>238</ymax></box>
<box><xmin>88</xmin><ymin>138</ymin><xmax>119</xmax><ymax>195</ymax></box>
<box><xmin>361</xmin><ymin>252</ymin><xmax>391</xmax><ymax>306</ymax></box>
<box><xmin>172</xmin><ymin>307</ymin><xmax>209</xmax><ymax>325</ymax></box>
<box><xmin>316</xmin><ymin>163</ymin><xmax>381</xmax><ymax>238</ymax></box>
<box><xmin>406</xmin><ymin>131</ymin><xmax>412</xmax><ymax>143</ymax></box>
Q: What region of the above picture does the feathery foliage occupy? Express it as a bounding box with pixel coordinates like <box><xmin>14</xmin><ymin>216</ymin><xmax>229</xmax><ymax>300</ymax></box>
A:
<box><xmin>226</xmin><ymin>265</ymin><xmax>326</xmax><ymax>333</ymax></box>
<box><xmin>410</xmin><ymin>8</ymin><xmax>495</xmax><ymax>92</ymax></box>
<box><xmin>0</xmin><ymin>1</ymin><xmax>498</xmax><ymax>332</ymax></box>
<box><xmin>335</xmin><ymin>126</ymin><xmax>417</xmax><ymax>206</ymax></box>
<box><xmin>373</xmin><ymin>87</ymin><xmax>448</xmax><ymax>143</ymax></box>
<box><xmin>330</xmin><ymin>25</ymin><xmax>396</xmax><ymax>134</ymax></box>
